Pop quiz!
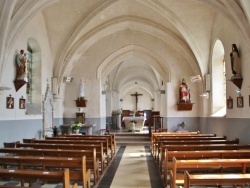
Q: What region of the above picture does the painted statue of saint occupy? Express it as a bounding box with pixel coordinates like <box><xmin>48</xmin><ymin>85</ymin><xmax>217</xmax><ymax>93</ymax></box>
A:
<box><xmin>230</xmin><ymin>44</ymin><xmax>241</xmax><ymax>78</ymax></box>
<box><xmin>179</xmin><ymin>79</ymin><xmax>190</xmax><ymax>102</ymax></box>
<box><xmin>16</xmin><ymin>49</ymin><xmax>26</xmax><ymax>81</ymax></box>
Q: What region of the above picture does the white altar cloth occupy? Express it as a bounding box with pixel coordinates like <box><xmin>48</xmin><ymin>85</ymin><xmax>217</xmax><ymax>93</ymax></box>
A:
<box><xmin>122</xmin><ymin>116</ymin><xmax>145</xmax><ymax>131</ymax></box>
<box><xmin>60</xmin><ymin>124</ymin><xmax>95</xmax><ymax>135</ymax></box>
<box><xmin>122</xmin><ymin>117</ymin><xmax>145</xmax><ymax>121</ymax></box>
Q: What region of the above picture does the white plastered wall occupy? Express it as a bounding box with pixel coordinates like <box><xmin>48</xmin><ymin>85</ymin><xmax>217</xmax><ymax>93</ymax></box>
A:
<box><xmin>0</xmin><ymin>12</ymin><xmax>54</xmax><ymax>120</ymax></box>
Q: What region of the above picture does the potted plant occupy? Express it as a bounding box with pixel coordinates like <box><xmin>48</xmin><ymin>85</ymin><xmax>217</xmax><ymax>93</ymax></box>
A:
<box><xmin>52</xmin><ymin>126</ymin><xmax>60</xmax><ymax>137</ymax></box>
<box><xmin>71</xmin><ymin>123</ymin><xmax>82</xmax><ymax>134</ymax></box>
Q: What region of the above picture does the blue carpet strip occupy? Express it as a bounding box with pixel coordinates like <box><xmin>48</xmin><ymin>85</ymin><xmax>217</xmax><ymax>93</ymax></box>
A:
<box><xmin>145</xmin><ymin>145</ymin><xmax>165</xmax><ymax>188</ymax></box>
<box><xmin>97</xmin><ymin>146</ymin><xmax>126</xmax><ymax>188</ymax></box>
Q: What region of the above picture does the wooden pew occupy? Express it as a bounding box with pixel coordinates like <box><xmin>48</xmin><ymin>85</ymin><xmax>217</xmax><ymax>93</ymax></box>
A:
<box><xmin>51</xmin><ymin>134</ymin><xmax>116</xmax><ymax>158</ymax></box>
<box><xmin>169</xmin><ymin>157</ymin><xmax>250</xmax><ymax>188</ymax></box>
<box><xmin>151</xmin><ymin>132</ymin><xmax>214</xmax><ymax>145</ymax></box>
<box><xmin>152</xmin><ymin>136</ymin><xmax>227</xmax><ymax>157</ymax></box>
<box><xmin>158</xmin><ymin>143</ymin><xmax>250</xmax><ymax>166</ymax></box>
<box><xmin>44</xmin><ymin>136</ymin><xmax>113</xmax><ymax>162</ymax></box>
<box><xmin>151</xmin><ymin>132</ymin><xmax>217</xmax><ymax>157</ymax></box>
<box><xmin>0</xmin><ymin>168</ymin><xmax>70</xmax><ymax>188</ymax></box>
<box><xmin>0</xmin><ymin>147</ymin><xmax>99</xmax><ymax>185</ymax></box>
<box><xmin>16</xmin><ymin>141</ymin><xmax>106</xmax><ymax>174</ymax></box>
<box><xmin>157</xmin><ymin>138</ymin><xmax>240</xmax><ymax>164</ymax></box>
<box><xmin>22</xmin><ymin>138</ymin><xmax>35</xmax><ymax>143</ymax></box>
<box><xmin>163</xmin><ymin>149</ymin><xmax>250</xmax><ymax>185</ymax></box>
<box><xmin>0</xmin><ymin>155</ymin><xmax>91</xmax><ymax>188</ymax></box>
<box><xmin>184</xmin><ymin>170</ymin><xmax>250</xmax><ymax>188</ymax></box>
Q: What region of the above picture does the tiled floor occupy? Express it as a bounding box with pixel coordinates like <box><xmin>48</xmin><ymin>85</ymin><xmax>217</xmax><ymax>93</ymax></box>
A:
<box><xmin>97</xmin><ymin>145</ymin><xmax>164</xmax><ymax>188</ymax></box>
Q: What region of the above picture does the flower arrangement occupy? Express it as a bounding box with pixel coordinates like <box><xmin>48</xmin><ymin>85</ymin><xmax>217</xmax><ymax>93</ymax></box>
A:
<box><xmin>71</xmin><ymin>123</ymin><xmax>82</xmax><ymax>130</ymax></box>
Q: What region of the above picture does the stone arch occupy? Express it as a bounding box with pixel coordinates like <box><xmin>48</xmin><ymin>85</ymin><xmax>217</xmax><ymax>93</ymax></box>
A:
<box><xmin>56</xmin><ymin>17</ymin><xmax>199</xmax><ymax>87</ymax></box>
<box><xmin>97</xmin><ymin>45</ymin><xmax>170</xmax><ymax>87</ymax></box>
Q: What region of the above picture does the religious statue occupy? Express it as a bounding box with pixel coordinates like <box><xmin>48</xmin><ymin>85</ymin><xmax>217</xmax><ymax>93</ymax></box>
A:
<box><xmin>230</xmin><ymin>44</ymin><xmax>241</xmax><ymax>78</ymax></box>
<box><xmin>79</xmin><ymin>80</ymin><xmax>85</xmax><ymax>99</ymax></box>
<box><xmin>15</xmin><ymin>49</ymin><xmax>27</xmax><ymax>81</ymax></box>
<box><xmin>75</xmin><ymin>79</ymin><xmax>87</xmax><ymax>108</ymax></box>
<box><xmin>179</xmin><ymin>79</ymin><xmax>190</xmax><ymax>103</ymax></box>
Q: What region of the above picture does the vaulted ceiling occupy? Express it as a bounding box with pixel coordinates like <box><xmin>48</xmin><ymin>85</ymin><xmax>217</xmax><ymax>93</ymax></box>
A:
<box><xmin>1</xmin><ymin>0</ymin><xmax>250</xmax><ymax>97</ymax></box>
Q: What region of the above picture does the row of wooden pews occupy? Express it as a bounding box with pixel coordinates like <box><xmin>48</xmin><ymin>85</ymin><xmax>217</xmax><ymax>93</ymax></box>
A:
<box><xmin>0</xmin><ymin>168</ymin><xmax>77</xmax><ymax>188</ymax></box>
<box><xmin>151</xmin><ymin>131</ymin><xmax>250</xmax><ymax>188</ymax></box>
<box><xmin>0</xmin><ymin>133</ymin><xmax>116</xmax><ymax>188</ymax></box>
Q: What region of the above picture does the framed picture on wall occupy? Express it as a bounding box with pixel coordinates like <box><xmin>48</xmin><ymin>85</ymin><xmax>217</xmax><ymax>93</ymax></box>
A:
<box><xmin>237</xmin><ymin>95</ymin><xmax>243</xmax><ymax>108</ymax></box>
<box><xmin>19</xmin><ymin>98</ymin><xmax>25</xmax><ymax>109</ymax></box>
<box><xmin>227</xmin><ymin>97</ymin><xmax>233</xmax><ymax>109</ymax></box>
<box><xmin>6</xmin><ymin>95</ymin><xmax>14</xmax><ymax>109</ymax></box>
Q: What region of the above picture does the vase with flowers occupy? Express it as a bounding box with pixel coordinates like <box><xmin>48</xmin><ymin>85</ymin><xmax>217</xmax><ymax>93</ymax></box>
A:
<box><xmin>71</xmin><ymin>123</ymin><xmax>82</xmax><ymax>134</ymax></box>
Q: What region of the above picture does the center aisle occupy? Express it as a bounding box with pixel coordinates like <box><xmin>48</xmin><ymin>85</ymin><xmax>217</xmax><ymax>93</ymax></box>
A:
<box><xmin>97</xmin><ymin>145</ymin><xmax>165</xmax><ymax>188</ymax></box>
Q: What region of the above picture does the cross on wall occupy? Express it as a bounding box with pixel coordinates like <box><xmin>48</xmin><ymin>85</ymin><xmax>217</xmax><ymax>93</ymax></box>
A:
<box><xmin>130</xmin><ymin>92</ymin><xmax>143</xmax><ymax>110</ymax></box>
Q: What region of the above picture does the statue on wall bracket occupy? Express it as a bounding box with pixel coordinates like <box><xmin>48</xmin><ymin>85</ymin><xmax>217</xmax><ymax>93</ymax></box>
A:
<box><xmin>230</xmin><ymin>44</ymin><xmax>243</xmax><ymax>89</ymax></box>
<box><xmin>75</xmin><ymin>79</ymin><xmax>87</xmax><ymax>108</ymax></box>
<box><xmin>179</xmin><ymin>79</ymin><xmax>190</xmax><ymax>103</ymax></box>
<box><xmin>176</xmin><ymin>78</ymin><xmax>193</xmax><ymax>111</ymax></box>
<box><xmin>14</xmin><ymin>49</ymin><xmax>27</xmax><ymax>91</ymax></box>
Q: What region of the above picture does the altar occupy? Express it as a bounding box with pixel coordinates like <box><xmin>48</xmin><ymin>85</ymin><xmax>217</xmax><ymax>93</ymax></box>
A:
<box><xmin>122</xmin><ymin>116</ymin><xmax>145</xmax><ymax>131</ymax></box>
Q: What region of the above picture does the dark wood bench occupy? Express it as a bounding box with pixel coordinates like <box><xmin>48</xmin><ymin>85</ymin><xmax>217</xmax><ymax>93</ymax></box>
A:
<box><xmin>184</xmin><ymin>170</ymin><xmax>250</xmax><ymax>188</ymax></box>
<box><xmin>0</xmin><ymin>147</ymin><xmax>99</xmax><ymax>185</ymax></box>
<box><xmin>0</xmin><ymin>168</ymin><xmax>70</xmax><ymax>188</ymax></box>
<box><xmin>169</xmin><ymin>157</ymin><xmax>250</xmax><ymax>188</ymax></box>
<box><xmin>0</xmin><ymin>155</ymin><xmax>91</xmax><ymax>188</ymax></box>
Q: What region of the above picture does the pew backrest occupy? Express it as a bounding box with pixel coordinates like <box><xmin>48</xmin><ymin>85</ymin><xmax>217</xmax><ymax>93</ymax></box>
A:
<box><xmin>183</xmin><ymin>170</ymin><xmax>250</xmax><ymax>188</ymax></box>
<box><xmin>0</xmin><ymin>147</ymin><xmax>98</xmax><ymax>186</ymax></box>
<box><xmin>170</xmin><ymin>157</ymin><xmax>250</xmax><ymax>187</ymax></box>
<box><xmin>18</xmin><ymin>141</ymin><xmax>107</xmax><ymax>172</ymax></box>
<box><xmin>0</xmin><ymin>168</ymin><xmax>70</xmax><ymax>188</ymax></box>
<box><xmin>0</xmin><ymin>156</ymin><xmax>91</xmax><ymax>188</ymax></box>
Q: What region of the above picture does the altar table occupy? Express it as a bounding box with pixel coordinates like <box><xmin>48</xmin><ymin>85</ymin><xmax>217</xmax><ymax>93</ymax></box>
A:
<box><xmin>122</xmin><ymin>117</ymin><xmax>145</xmax><ymax>131</ymax></box>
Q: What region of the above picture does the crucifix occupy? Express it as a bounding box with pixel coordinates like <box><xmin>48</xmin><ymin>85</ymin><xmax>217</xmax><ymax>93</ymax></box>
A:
<box><xmin>131</xmin><ymin>92</ymin><xmax>143</xmax><ymax>110</ymax></box>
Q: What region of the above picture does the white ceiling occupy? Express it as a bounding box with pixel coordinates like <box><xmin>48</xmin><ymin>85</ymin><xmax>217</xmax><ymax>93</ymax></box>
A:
<box><xmin>4</xmin><ymin>0</ymin><xmax>250</xmax><ymax>97</ymax></box>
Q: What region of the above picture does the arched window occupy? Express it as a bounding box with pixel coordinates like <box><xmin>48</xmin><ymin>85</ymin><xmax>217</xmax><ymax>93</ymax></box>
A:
<box><xmin>211</xmin><ymin>39</ymin><xmax>226</xmax><ymax>117</ymax></box>
<box><xmin>26</xmin><ymin>44</ymin><xmax>32</xmax><ymax>102</ymax></box>
<box><xmin>26</xmin><ymin>38</ymin><xmax>42</xmax><ymax>115</ymax></box>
